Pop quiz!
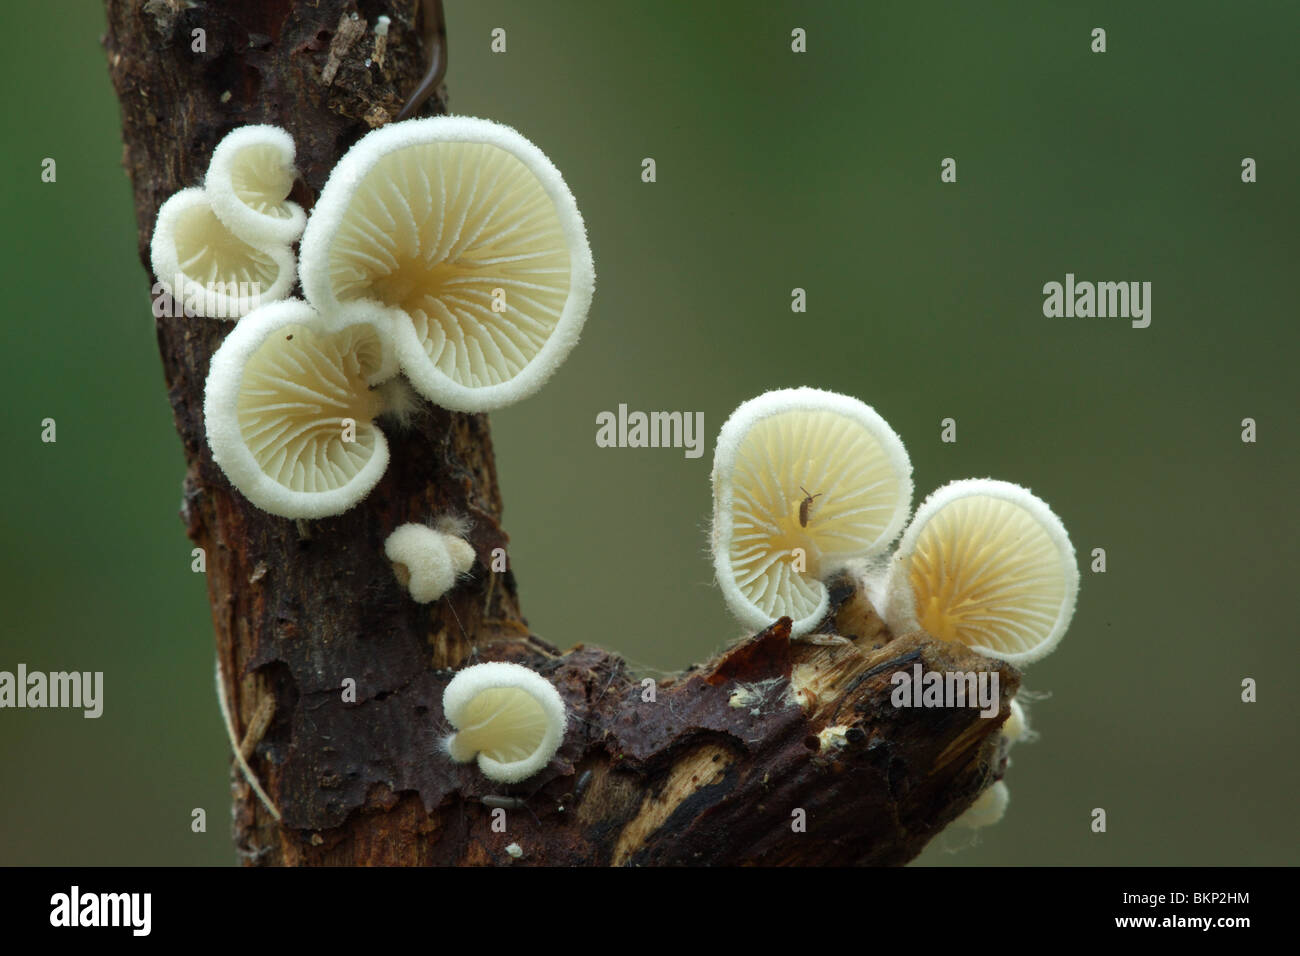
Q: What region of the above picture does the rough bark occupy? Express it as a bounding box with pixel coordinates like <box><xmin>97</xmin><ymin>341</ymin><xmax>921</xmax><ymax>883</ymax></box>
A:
<box><xmin>102</xmin><ymin>0</ymin><xmax>1015</xmax><ymax>866</ymax></box>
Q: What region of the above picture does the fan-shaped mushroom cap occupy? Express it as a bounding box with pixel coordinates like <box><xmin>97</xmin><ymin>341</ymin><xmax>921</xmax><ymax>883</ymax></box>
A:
<box><xmin>883</xmin><ymin>479</ymin><xmax>1079</xmax><ymax>665</ymax></box>
<box><xmin>384</xmin><ymin>522</ymin><xmax>477</xmax><ymax>603</ymax></box>
<box><xmin>151</xmin><ymin>187</ymin><xmax>295</xmax><ymax>319</ymax></box>
<box><xmin>711</xmin><ymin>387</ymin><xmax>914</xmax><ymax>638</ymax></box>
<box><xmin>442</xmin><ymin>662</ymin><xmax>567</xmax><ymax>784</ymax></box>
<box><xmin>204</xmin><ymin>299</ymin><xmax>399</xmax><ymax>519</ymax></box>
<box><xmin>299</xmin><ymin>116</ymin><xmax>595</xmax><ymax>411</ymax></box>
<box><xmin>205</xmin><ymin>125</ymin><xmax>306</xmax><ymax>245</ymax></box>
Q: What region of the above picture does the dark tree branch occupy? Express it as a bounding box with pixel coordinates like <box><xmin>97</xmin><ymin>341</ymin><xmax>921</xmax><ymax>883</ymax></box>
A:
<box><xmin>103</xmin><ymin>0</ymin><xmax>1012</xmax><ymax>866</ymax></box>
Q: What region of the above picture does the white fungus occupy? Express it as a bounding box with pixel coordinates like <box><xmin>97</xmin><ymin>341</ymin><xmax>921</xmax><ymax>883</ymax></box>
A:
<box><xmin>711</xmin><ymin>387</ymin><xmax>914</xmax><ymax>638</ymax></box>
<box><xmin>953</xmin><ymin>780</ymin><xmax>1010</xmax><ymax>829</ymax></box>
<box><xmin>299</xmin><ymin>115</ymin><xmax>595</xmax><ymax>411</ymax></box>
<box><xmin>151</xmin><ymin>187</ymin><xmax>295</xmax><ymax>319</ymax></box>
<box><xmin>384</xmin><ymin>521</ymin><xmax>476</xmax><ymax>603</ymax></box>
<box><xmin>882</xmin><ymin>479</ymin><xmax>1079</xmax><ymax>666</ymax></box>
<box><xmin>1003</xmin><ymin>698</ymin><xmax>1029</xmax><ymax>745</ymax></box>
<box><xmin>204</xmin><ymin>299</ymin><xmax>399</xmax><ymax>518</ymax></box>
<box><xmin>204</xmin><ymin>124</ymin><xmax>307</xmax><ymax>246</ymax></box>
<box><xmin>504</xmin><ymin>842</ymin><xmax>523</xmax><ymax>859</ymax></box>
<box><xmin>442</xmin><ymin>661</ymin><xmax>567</xmax><ymax>784</ymax></box>
<box><xmin>373</xmin><ymin>375</ymin><xmax>423</xmax><ymax>429</ymax></box>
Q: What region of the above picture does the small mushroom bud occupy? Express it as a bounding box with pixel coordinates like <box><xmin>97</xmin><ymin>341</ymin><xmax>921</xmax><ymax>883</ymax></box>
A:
<box><xmin>384</xmin><ymin>521</ymin><xmax>476</xmax><ymax>603</ymax></box>
<box><xmin>441</xmin><ymin>662</ymin><xmax>567</xmax><ymax>784</ymax></box>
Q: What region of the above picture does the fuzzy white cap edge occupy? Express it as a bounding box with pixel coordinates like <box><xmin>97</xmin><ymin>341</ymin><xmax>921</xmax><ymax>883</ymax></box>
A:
<box><xmin>204</xmin><ymin>125</ymin><xmax>306</xmax><ymax>246</ymax></box>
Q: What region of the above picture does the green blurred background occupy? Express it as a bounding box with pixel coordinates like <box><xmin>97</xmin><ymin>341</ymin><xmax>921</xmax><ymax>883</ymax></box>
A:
<box><xmin>1</xmin><ymin>0</ymin><xmax>1295</xmax><ymax>866</ymax></box>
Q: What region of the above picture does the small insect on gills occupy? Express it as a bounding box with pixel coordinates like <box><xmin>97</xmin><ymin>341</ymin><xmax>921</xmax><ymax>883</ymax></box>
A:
<box><xmin>798</xmin><ymin>487</ymin><xmax>823</xmax><ymax>528</ymax></box>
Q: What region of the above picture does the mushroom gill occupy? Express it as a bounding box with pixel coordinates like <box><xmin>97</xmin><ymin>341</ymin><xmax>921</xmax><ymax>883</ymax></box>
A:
<box><xmin>327</xmin><ymin>140</ymin><xmax>571</xmax><ymax>388</ymax></box>
<box><xmin>886</xmin><ymin>480</ymin><xmax>1078</xmax><ymax>664</ymax></box>
<box><xmin>236</xmin><ymin>323</ymin><xmax>386</xmax><ymax>494</ymax></box>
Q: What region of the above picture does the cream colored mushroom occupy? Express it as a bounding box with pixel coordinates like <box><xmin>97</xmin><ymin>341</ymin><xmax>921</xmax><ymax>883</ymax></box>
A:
<box><xmin>384</xmin><ymin>521</ymin><xmax>476</xmax><ymax>603</ymax></box>
<box><xmin>204</xmin><ymin>299</ymin><xmax>400</xmax><ymax>518</ymax></box>
<box><xmin>151</xmin><ymin>187</ymin><xmax>295</xmax><ymax>319</ymax></box>
<box><xmin>711</xmin><ymin>387</ymin><xmax>913</xmax><ymax>637</ymax></box>
<box><xmin>441</xmin><ymin>662</ymin><xmax>567</xmax><ymax>784</ymax></box>
<box><xmin>299</xmin><ymin>115</ymin><xmax>595</xmax><ymax>411</ymax></box>
<box><xmin>205</xmin><ymin>124</ymin><xmax>306</xmax><ymax>245</ymax></box>
<box><xmin>882</xmin><ymin>479</ymin><xmax>1079</xmax><ymax>665</ymax></box>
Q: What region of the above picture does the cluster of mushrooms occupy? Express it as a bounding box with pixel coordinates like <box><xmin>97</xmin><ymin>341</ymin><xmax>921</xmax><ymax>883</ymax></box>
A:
<box><xmin>157</xmin><ymin>118</ymin><xmax>1078</xmax><ymax>837</ymax></box>
<box><xmin>711</xmin><ymin>386</ymin><xmax>1080</xmax><ymax>829</ymax></box>
<box><xmin>153</xmin><ymin>116</ymin><xmax>592</xmax><ymax>785</ymax></box>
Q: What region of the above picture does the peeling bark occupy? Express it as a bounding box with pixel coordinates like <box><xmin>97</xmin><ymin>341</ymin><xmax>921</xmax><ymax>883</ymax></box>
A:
<box><xmin>103</xmin><ymin>0</ymin><xmax>1015</xmax><ymax>866</ymax></box>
